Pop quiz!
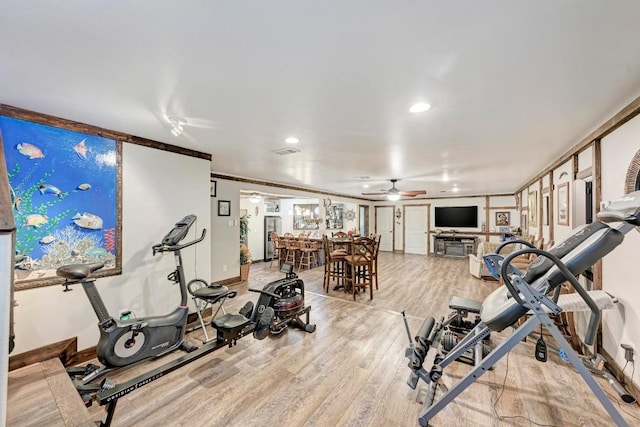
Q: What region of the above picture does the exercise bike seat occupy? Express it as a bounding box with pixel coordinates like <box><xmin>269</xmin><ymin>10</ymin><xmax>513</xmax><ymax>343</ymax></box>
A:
<box><xmin>56</xmin><ymin>262</ymin><xmax>105</xmax><ymax>280</ymax></box>
<box><xmin>190</xmin><ymin>285</ymin><xmax>236</xmax><ymax>303</ymax></box>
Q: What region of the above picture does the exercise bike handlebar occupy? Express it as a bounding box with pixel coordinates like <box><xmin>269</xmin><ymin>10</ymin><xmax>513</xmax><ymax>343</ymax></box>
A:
<box><xmin>152</xmin><ymin>229</ymin><xmax>207</xmax><ymax>255</ymax></box>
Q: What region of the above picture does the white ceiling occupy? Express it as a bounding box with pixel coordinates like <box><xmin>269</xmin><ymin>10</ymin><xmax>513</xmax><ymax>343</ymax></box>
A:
<box><xmin>2</xmin><ymin>1</ymin><xmax>640</xmax><ymax>199</ymax></box>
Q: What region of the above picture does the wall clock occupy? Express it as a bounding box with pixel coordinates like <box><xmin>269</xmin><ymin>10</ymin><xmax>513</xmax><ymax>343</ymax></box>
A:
<box><xmin>344</xmin><ymin>209</ymin><xmax>356</xmax><ymax>221</ymax></box>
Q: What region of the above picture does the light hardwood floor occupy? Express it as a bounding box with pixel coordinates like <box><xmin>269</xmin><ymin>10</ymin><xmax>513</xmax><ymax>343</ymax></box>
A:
<box><xmin>18</xmin><ymin>253</ymin><xmax>640</xmax><ymax>426</ymax></box>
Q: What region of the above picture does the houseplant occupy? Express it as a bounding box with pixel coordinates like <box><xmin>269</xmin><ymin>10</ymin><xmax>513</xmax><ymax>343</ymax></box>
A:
<box><xmin>240</xmin><ymin>214</ymin><xmax>250</xmax><ymax>245</ymax></box>
<box><xmin>240</xmin><ymin>244</ymin><xmax>252</xmax><ymax>281</ymax></box>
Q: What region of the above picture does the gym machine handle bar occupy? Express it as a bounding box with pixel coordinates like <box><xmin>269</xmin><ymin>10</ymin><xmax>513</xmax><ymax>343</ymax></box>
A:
<box><xmin>500</xmin><ymin>248</ymin><xmax>600</xmax><ymax>345</ymax></box>
<box><xmin>152</xmin><ymin>229</ymin><xmax>207</xmax><ymax>256</ymax></box>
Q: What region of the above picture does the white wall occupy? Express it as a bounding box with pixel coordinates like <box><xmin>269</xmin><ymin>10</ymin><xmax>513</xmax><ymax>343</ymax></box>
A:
<box><xmin>210</xmin><ymin>176</ymin><xmax>372</xmax><ymax>277</ymax></box>
<box><xmin>240</xmin><ymin>198</ymin><xmax>265</xmax><ymax>262</ymax></box>
<box><xmin>374</xmin><ymin>195</ymin><xmax>520</xmax><ymax>252</ymax></box>
<box><xmin>600</xmin><ymin>113</ymin><xmax>640</xmax><ymax>387</ymax></box>
<box><xmin>12</xmin><ymin>143</ymin><xmax>211</xmax><ymax>353</ymax></box>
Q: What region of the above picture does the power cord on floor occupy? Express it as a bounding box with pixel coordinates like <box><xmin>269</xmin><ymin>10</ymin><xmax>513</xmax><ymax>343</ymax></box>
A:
<box><xmin>493</xmin><ymin>350</ymin><xmax>557</xmax><ymax>427</ymax></box>
<box><xmin>621</xmin><ymin>360</ymin><xmax>629</xmax><ymax>385</ymax></box>
<box><xmin>603</xmin><ymin>389</ymin><xmax>640</xmax><ymax>422</ymax></box>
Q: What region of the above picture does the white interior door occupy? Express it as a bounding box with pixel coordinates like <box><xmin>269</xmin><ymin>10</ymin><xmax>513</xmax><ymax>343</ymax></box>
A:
<box><xmin>376</xmin><ymin>206</ymin><xmax>394</xmax><ymax>251</ymax></box>
<box><xmin>405</xmin><ymin>205</ymin><xmax>428</xmax><ymax>255</ymax></box>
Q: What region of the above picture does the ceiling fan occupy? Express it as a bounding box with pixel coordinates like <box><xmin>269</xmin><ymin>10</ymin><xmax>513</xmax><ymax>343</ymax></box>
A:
<box><xmin>362</xmin><ymin>179</ymin><xmax>427</xmax><ymax>201</ymax></box>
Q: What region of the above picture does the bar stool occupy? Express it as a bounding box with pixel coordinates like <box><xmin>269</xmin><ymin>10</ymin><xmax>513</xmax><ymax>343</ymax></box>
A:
<box><xmin>323</xmin><ymin>235</ymin><xmax>347</xmax><ymax>292</ymax></box>
<box><xmin>344</xmin><ymin>236</ymin><xmax>376</xmax><ymax>300</ymax></box>
<box><xmin>269</xmin><ymin>232</ymin><xmax>286</xmax><ymax>268</ymax></box>
<box><xmin>283</xmin><ymin>233</ymin><xmax>298</xmax><ymax>266</ymax></box>
<box><xmin>298</xmin><ymin>235</ymin><xmax>318</xmax><ymax>271</ymax></box>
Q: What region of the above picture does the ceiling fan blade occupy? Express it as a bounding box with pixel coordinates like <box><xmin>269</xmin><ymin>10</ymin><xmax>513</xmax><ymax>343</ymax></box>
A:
<box><xmin>362</xmin><ymin>192</ymin><xmax>388</xmax><ymax>196</ymax></box>
<box><xmin>400</xmin><ymin>190</ymin><xmax>427</xmax><ymax>196</ymax></box>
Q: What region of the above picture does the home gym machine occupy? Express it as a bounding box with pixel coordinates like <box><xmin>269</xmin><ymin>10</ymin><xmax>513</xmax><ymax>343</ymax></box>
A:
<box><xmin>57</xmin><ymin>215</ymin><xmax>316</xmax><ymax>426</ymax></box>
<box><xmin>402</xmin><ymin>192</ymin><xmax>640</xmax><ymax>427</ymax></box>
<box><xmin>59</xmin><ymin>215</ymin><xmax>206</xmax><ymax>391</ymax></box>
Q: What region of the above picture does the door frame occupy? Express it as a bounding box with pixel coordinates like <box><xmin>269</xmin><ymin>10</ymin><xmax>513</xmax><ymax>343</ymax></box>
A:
<box><xmin>358</xmin><ymin>204</ymin><xmax>370</xmax><ymax>236</ymax></box>
<box><xmin>374</xmin><ymin>205</ymin><xmax>395</xmax><ymax>251</ymax></box>
<box><xmin>403</xmin><ymin>203</ymin><xmax>431</xmax><ymax>255</ymax></box>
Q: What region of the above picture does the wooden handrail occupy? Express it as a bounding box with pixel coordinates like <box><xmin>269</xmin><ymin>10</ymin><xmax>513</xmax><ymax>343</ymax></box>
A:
<box><xmin>0</xmin><ymin>130</ymin><xmax>16</xmax><ymax>232</ymax></box>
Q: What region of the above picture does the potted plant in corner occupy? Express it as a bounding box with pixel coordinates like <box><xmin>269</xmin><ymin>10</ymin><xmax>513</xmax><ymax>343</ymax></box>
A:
<box><xmin>240</xmin><ymin>244</ymin><xmax>252</xmax><ymax>281</ymax></box>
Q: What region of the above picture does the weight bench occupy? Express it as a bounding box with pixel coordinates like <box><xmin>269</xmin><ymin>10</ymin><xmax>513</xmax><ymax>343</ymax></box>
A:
<box><xmin>403</xmin><ymin>191</ymin><xmax>640</xmax><ymax>427</ymax></box>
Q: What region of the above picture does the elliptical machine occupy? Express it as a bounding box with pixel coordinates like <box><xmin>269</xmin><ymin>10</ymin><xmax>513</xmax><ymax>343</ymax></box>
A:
<box><xmin>58</xmin><ymin>215</ymin><xmax>207</xmax><ymax>385</ymax></box>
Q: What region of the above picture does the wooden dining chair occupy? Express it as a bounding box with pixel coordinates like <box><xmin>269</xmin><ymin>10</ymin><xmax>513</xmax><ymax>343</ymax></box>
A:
<box><xmin>344</xmin><ymin>236</ymin><xmax>376</xmax><ymax>300</ymax></box>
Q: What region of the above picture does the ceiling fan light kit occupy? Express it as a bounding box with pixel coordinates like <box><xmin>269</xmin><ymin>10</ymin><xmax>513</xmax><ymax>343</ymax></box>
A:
<box><xmin>362</xmin><ymin>178</ymin><xmax>426</xmax><ymax>200</ymax></box>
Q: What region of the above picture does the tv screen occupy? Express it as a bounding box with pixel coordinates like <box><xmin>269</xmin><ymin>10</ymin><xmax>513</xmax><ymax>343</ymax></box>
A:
<box><xmin>434</xmin><ymin>206</ymin><xmax>478</xmax><ymax>228</ymax></box>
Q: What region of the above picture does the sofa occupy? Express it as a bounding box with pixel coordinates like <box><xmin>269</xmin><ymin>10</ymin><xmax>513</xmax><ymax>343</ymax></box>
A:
<box><xmin>468</xmin><ymin>241</ymin><xmax>513</xmax><ymax>279</ymax></box>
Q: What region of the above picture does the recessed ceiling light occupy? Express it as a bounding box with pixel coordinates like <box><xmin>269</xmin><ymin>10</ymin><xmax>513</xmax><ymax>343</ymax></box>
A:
<box><xmin>409</xmin><ymin>103</ymin><xmax>431</xmax><ymax>113</ymax></box>
<box><xmin>363</xmin><ymin>184</ymin><xmax>370</xmax><ymax>189</ymax></box>
<box><xmin>285</xmin><ymin>137</ymin><xmax>299</xmax><ymax>144</ymax></box>
<box><xmin>452</xmin><ymin>186</ymin><xmax>459</xmax><ymax>193</ymax></box>
<box><xmin>442</xmin><ymin>173</ymin><xmax>450</xmax><ymax>182</ymax></box>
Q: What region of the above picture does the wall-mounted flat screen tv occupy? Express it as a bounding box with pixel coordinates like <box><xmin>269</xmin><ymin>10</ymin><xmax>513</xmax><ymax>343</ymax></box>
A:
<box><xmin>434</xmin><ymin>206</ymin><xmax>478</xmax><ymax>228</ymax></box>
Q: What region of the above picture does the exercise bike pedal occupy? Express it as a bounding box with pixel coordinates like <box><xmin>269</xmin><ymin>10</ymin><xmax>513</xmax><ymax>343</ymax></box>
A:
<box><xmin>67</xmin><ymin>362</ymin><xmax>101</xmax><ymax>377</ymax></box>
<box><xmin>180</xmin><ymin>341</ymin><xmax>198</xmax><ymax>353</ymax></box>
<box><xmin>81</xmin><ymin>394</ymin><xmax>93</xmax><ymax>408</ymax></box>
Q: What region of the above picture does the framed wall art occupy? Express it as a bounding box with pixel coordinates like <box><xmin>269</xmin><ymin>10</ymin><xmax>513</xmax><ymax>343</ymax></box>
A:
<box><xmin>557</xmin><ymin>182</ymin><xmax>570</xmax><ymax>225</ymax></box>
<box><xmin>218</xmin><ymin>200</ymin><xmax>231</xmax><ymax>216</ymax></box>
<box><xmin>543</xmin><ymin>194</ymin><xmax>550</xmax><ymax>226</ymax></box>
<box><xmin>210</xmin><ymin>179</ymin><xmax>217</xmax><ymax>197</ymax></box>
<box><xmin>495</xmin><ymin>211</ymin><xmax>510</xmax><ymax>226</ymax></box>
<box><xmin>528</xmin><ymin>191</ymin><xmax>537</xmax><ymax>228</ymax></box>
<box><xmin>1</xmin><ymin>105</ymin><xmax>122</xmax><ymax>290</ymax></box>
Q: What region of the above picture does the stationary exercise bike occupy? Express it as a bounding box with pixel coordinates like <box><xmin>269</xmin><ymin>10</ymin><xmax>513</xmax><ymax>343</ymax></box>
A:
<box><xmin>57</xmin><ymin>215</ymin><xmax>205</xmax><ymax>387</ymax></box>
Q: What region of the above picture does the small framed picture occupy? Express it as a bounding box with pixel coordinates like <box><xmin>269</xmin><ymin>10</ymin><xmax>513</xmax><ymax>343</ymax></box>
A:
<box><xmin>210</xmin><ymin>180</ymin><xmax>217</xmax><ymax>197</ymax></box>
<box><xmin>557</xmin><ymin>182</ymin><xmax>570</xmax><ymax>225</ymax></box>
<box><xmin>495</xmin><ymin>211</ymin><xmax>510</xmax><ymax>226</ymax></box>
<box><xmin>218</xmin><ymin>200</ymin><xmax>231</xmax><ymax>216</ymax></box>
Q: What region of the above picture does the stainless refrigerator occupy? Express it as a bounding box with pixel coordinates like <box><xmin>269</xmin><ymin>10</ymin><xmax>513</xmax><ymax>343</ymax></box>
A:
<box><xmin>264</xmin><ymin>216</ymin><xmax>282</xmax><ymax>261</ymax></box>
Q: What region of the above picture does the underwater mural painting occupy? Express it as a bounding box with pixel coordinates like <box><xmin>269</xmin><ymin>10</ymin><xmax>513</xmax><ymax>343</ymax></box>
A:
<box><xmin>1</xmin><ymin>107</ymin><xmax>121</xmax><ymax>289</ymax></box>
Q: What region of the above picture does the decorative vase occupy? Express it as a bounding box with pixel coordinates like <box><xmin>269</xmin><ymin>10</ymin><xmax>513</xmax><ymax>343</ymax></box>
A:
<box><xmin>240</xmin><ymin>263</ymin><xmax>250</xmax><ymax>281</ymax></box>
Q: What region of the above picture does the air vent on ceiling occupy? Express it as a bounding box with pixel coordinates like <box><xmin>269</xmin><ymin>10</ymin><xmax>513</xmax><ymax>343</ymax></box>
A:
<box><xmin>271</xmin><ymin>147</ymin><xmax>301</xmax><ymax>156</ymax></box>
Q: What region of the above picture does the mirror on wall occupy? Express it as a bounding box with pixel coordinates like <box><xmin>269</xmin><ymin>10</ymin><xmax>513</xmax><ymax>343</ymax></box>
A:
<box><xmin>326</xmin><ymin>203</ymin><xmax>344</xmax><ymax>229</ymax></box>
<box><xmin>293</xmin><ymin>204</ymin><xmax>321</xmax><ymax>230</ymax></box>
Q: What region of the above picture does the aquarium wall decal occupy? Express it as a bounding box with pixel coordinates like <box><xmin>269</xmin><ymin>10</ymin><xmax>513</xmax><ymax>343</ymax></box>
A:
<box><xmin>1</xmin><ymin>105</ymin><xmax>122</xmax><ymax>290</ymax></box>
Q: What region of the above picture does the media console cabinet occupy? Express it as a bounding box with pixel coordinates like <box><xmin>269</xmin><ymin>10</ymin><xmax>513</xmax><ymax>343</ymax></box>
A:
<box><xmin>433</xmin><ymin>234</ymin><xmax>478</xmax><ymax>258</ymax></box>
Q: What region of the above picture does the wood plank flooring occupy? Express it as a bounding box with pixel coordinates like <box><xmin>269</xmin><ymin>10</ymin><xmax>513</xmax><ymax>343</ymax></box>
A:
<box><xmin>9</xmin><ymin>253</ymin><xmax>640</xmax><ymax>426</ymax></box>
<box><xmin>7</xmin><ymin>358</ymin><xmax>94</xmax><ymax>427</ymax></box>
